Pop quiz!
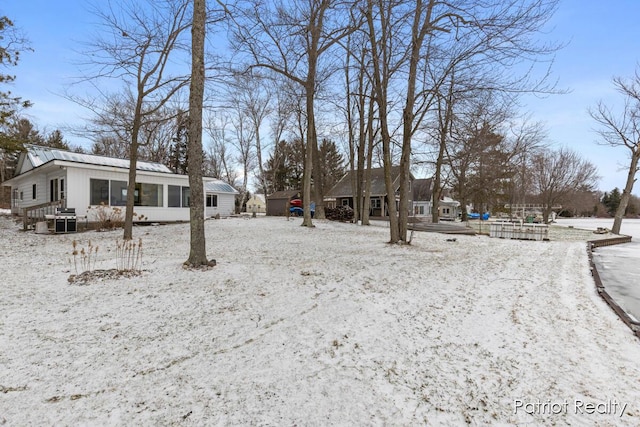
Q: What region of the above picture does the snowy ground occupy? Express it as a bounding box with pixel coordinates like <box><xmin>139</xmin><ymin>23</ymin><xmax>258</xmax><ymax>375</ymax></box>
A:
<box><xmin>1</xmin><ymin>214</ymin><xmax>640</xmax><ymax>425</ymax></box>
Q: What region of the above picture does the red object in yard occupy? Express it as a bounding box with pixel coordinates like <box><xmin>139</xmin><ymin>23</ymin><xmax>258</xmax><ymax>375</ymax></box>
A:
<box><xmin>290</xmin><ymin>198</ymin><xmax>302</xmax><ymax>207</ymax></box>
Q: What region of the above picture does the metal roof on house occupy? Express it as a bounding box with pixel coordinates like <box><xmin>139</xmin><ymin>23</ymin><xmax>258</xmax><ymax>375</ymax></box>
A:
<box><xmin>204</xmin><ymin>180</ymin><xmax>239</xmax><ymax>194</ymax></box>
<box><xmin>24</xmin><ymin>144</ymin><xmax>174</xmax><ymax>174</ymax></box>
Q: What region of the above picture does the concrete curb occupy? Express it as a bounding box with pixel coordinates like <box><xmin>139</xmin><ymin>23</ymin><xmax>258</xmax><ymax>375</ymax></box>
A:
<box><xmin>587</xmin><ymin>235</ymin><xmax>640</xmax><ymax>340</ymax></box>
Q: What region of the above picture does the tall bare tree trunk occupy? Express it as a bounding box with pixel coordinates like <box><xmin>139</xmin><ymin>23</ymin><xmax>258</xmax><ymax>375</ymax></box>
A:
<box><xmin>312</xmin><ymin>139</ymin><xmax>326</xmax><ymax>219</ymax></box>
<box><xmin>124</xmin><ymin>106</ymin><xmax>143</xmax><ymax>240</ymax></box>
<box><xmin>613</xmin><ymin>151</ymin><xmax>639</xmax><ymax>234</ymax></box>
<box><xmin>433</xmin><ymin>75</ymin><xmax>455</xmax><ymax>223</ymax></box>
<box><xmin>255</xmin><ymin>123</ymin><xmax>268</xmax><ymax>199</ymax></box>
<box><xmin>302</xmin><ymin>80</ymin><xmax>316</xmax><ymax>227</ymax></box>
<box><xmin>362</xmin><ymin>123</ymin><xmax>375</xmax><ymax>226</ymax></box>
<box><xmin>185</xmin><ymin>0</ymin><xmax>209</xmax><ymax>267</ymax></box>
<box><xmin>366</xmin><ymin>0</ymin><xmax>398</xmax><ymax>243</ymax></box>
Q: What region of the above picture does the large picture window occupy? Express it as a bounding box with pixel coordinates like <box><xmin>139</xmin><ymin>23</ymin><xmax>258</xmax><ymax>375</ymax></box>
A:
<box><xmin>135</xmin><ymin>183</ymin><xmax>163</xmax><ymax>207</ymax></box>
<box><xmin>92</xmin><ymin>179</ymin><xmax>163</xmax><ymax>207</ymax></box>
<box><xmin>90</xmin><ymin>179</ymin><xmax>109</xmax><ymax>205</ymax></box>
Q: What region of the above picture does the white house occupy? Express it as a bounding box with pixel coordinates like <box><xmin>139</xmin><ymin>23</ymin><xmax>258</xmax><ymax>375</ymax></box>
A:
<box><xmin>2</xmin><ymin>144</ymin><xmax>238</xmax><ymax>223</ymax></box>
<box><xmin>412</xmin><ymin>178</ymin><xmax>461</xmax><ymax>221</ymax></box>
<box><xmin>245</xmin><ymin>194</ymin><xmax>266</xmax><ymax>214</ymax></box>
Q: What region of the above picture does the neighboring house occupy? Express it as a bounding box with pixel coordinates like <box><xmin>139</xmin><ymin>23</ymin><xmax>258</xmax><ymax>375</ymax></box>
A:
<box><xmin>412</xmin><ymin>178</ymin><xmax>462</xmax><ymax>221</ymax></box>
<box><xmin>266</xmin><ymin>190</ymin><xmax>302</xmax><ymax>216</ymax></box>
<box><xmin>439</xmin><ymin>196</ymin><xmax>461</xmax><ymax>221</ymax></box>
<box><xmin>245</xmin><ymin>194</ymin><xmax>266</xmax><ymax>214</ymax></box>
<box><xmin>412</xmin><ymin>178</ymin><xmax>433</xmax><ymax>217</ymax></box>
<box><xmin>325</xmin><ymin>166</ymin><xmax>414</xmax><ymax>217</ymax></box>
<box><xmin>2</xmin><ymin>144</ymin><xmax>238</xmax><ymax>223</ymax></box>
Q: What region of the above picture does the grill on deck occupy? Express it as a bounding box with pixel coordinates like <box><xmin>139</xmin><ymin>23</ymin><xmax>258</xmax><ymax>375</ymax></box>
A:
<box><xmin>54</xmin><ymin>208</ymin><xmax>77</xmax><ymax>233</ymax></box>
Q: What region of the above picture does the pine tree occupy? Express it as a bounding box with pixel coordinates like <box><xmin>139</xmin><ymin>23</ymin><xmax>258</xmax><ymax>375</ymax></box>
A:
<box><xmin>0</xmin><ymin>16</ymin><xmax>31</xmax><ymax>127</ymax></box>
<box><xmin>170</xmin><ymin>111</ymin><xmax>189</xmax><ymax>174</ymax></box>
<box><xmin>602</xmin><ymin>188</ymin><xmax>622</xmax><ymax>216</ymax></box>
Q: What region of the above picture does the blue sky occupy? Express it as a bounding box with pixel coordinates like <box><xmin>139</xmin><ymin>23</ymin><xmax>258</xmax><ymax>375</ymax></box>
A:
<box><xmin>3</xmin><ymin>0</ymin><xmax>640</xmax><ymax>194</ymax></box>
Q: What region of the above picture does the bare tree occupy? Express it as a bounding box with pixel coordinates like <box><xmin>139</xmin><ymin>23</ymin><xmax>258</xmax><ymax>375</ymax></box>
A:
<box><xmin>185</xmin><ymin>0</ymin><xmax>210</xmax><ymax>267</ymax></box>
<box><xmin>364</xmin><ymin>0</ymin><xmax>560</xmax><ymax>242</ymax></box>
<box><xmin>76</xmin><ymin>0</ymin><xmax>191</xmax><ymax>240</ymax></box>
<box><xmin>230</xmin><ymin>0</ymin><xmax>357</xmax><ymax>227</ymax></box>
<box><xmin>530</xmin><ymin>147</ymin><xmax>599</xmax><ymax>223</ymax></box>
<box><xmin>590</xmin><ymin>69</ymin><xmax>640</xmax><ymax>234</ymax></box>
<box><xmin>204</xmin><ymin>112</ymin><xmax>239</xmax><ymax>185</ymax></box>
<box><xmin>364</xmin><ymin>0</ymin><xmax>402</xmax><ymax>242</ymax></box>
<box><xmin>231</xmin><ymin>74</ymin><xmax>271</xmax><ymax>197</ymax></box>
<box><xmin>227</xmin><ymin>87</ymin><xmax>256</xmax><ymax>212</ymax></box>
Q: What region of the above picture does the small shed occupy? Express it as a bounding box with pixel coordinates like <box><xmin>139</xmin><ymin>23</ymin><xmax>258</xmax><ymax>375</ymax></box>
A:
<box><xmin>266</xmin><ymin>190</ymin><xmax>302</xmax><ymax>216</ymax></box>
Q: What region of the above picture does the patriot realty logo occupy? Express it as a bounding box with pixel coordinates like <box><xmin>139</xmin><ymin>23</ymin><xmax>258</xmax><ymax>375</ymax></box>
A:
<box><xmin>514</xmin><ymin>399</ymin><xmax>628</xmax><ymax>417</ymax></box>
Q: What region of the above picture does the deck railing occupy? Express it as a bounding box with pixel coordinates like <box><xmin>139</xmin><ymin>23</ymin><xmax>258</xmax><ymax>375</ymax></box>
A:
<box><xmin>22</xmin><ymin>199</ymin><xmax>66</xmax><ymax>231</ymax></box>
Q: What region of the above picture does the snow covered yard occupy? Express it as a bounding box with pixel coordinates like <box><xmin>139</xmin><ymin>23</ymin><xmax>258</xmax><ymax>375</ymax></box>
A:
<box><xmin>1</xmin><ymin>215</ymin><xmax>639</xmax><ymax>425</ymax></box>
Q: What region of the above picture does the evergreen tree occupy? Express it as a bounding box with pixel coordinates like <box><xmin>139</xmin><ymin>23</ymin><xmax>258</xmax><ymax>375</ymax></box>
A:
<box><xmin>0</xmin><ymin>16</ymin><xmax>31</xmax><ymax>127</ymax></box>
<box><xmin>263</xmin><ymin>139</ymin><xmax>305</xmax><ymax>192</ymax></box>
<box><xmin>602</xmin><ymin>188</ymin><xmax>621</xmax><ymax>216</ymax></box>
<box><xmin>170</xmin><ymin>111</ymin><xmax>189</xmax><ymax>174</ymax></box>
<box><xmin>318</xmin><ymin>138</ymin><xmax>345</xmax><ymax>195</ymax></box>
<box><xmin>43</xmin><ymin>129</ymin><xmax>70</xmax><ymax>150</ymax></box>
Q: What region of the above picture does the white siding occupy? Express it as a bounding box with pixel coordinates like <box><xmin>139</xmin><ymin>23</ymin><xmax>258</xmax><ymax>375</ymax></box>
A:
<box><xmin>413</xmin><ymin>201</ymin><xmax>432</xmax><ymax>217</ymax></box>
<box><xmin>9</xmin><ymin>172</ymin><xmax>51</xmax><ymax>212</ymax></box>
<box><xmin>69</xmin><ymin>167</ymin><xmax>193</xmax><ymax>221</ymax></box>
<box><xmin>6</xmin><ymin>161</ymin><xmax>238</xmax><ymax>222</ymax></box>
<box><xmin>205</xmin><ymin>193</ymin><xmax>235</xmax><ymax>218</ymax></box>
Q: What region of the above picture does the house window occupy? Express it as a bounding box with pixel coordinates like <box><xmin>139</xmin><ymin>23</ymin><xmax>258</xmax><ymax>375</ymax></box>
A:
<box><xmin>341</xmin><ymin>198</ymin><xmax>350</xmax><ymax>206</ymax></box>
<box><xmin>32</xmin><ymin>184</ymin><xmax>37</xmax><ymax>200</ymax></box>
<box><xmin>60</xmin><ymin>179</ymin><xmax>65</xmax><ymax>201</ymax></box>
<box><xmin>50</xmin><ymin>178</ymin><xmax>59</xmax><ymax>202</ymax></box>
<box><xmin>181</xmin><ymin>187</ymin><xmax>190</xmax><ymax>207</ymax></box>
<box><xmin>206</xmin><ymin>194</ymin><xmax>218</xmax><ymax>207</ymax></box>
<box><xmin>90</xmin><ymin>179</ymin><xmax>109</xmax><ymax>205</ymax></box>
<box><xmin>110</xmin><ymin>180</ymin><xmax>128</xmax><ymax>206</ymax></box>
<box><xmin>168</xmin><ymin>185</ymin><xmax>190</xmax><ymax>207</ymax></box>
<box><xmin>134</xmin><ymin>183</ymin><xmax>163</xmax><ymax>207</ymax></box>
<box><xmin>371</xmin><ymin>198</ymin><xmax>381</xmax><ymax>209</ymax></box>
<box><xmin>168</xmin><ymin>185</ymin><xmax>181</xmax><ymax>207</ymax></box>
<box><xmin>414</xmin><ymin>205</ymin><xmax>424</xmax><ymax>215</ymax></box>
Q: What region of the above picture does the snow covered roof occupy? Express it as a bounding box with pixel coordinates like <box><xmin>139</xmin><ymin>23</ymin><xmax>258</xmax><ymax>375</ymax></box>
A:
<box><xmin>24</xmin><ymin>144</ymin><xmax>173</xmax><ymax>174</ymax></box>
<box><xmin>204</xmin><ymin>179</ymin><xmax>239</xmax><ymax>194</ymax></box>
<box><xmin>441</xmin><ymin>196</ymin><xmax>460</xmax><ymax>206</ymax></box>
